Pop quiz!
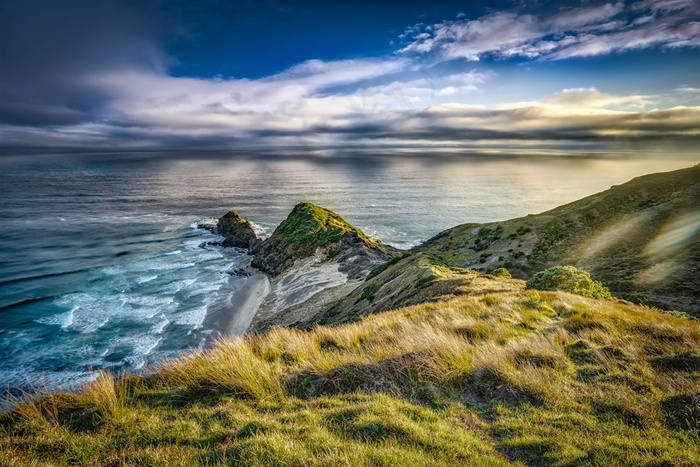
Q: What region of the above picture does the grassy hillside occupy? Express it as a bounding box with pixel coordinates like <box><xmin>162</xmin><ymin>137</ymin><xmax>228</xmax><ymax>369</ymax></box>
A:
<box><xmin>420</xmin><ymin>165</ymin><xmax>700</xmax><ymax>315</ymax></box>
<box><xmin>3</xmin><ymin>277</ymin><xmax>699</xmax><ymax>466</ymax></box>
<box><xmin>301</xmin><ymin>252</ymin><xmax>523</xmax><ymax>328</ymax></box>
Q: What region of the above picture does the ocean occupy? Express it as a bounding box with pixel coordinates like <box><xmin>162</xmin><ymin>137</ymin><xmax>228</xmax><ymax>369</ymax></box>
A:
<box><xmin>0</xmin><ymin>151</ymin><xmax>693</xmax><ymax>393</ymax></box>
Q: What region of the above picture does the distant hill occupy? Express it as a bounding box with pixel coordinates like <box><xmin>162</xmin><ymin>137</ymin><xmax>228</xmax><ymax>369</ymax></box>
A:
<box><xmin>419</xmin><ymin>165</ymin><xmax>700</xmax><ymax>316</ymax></box>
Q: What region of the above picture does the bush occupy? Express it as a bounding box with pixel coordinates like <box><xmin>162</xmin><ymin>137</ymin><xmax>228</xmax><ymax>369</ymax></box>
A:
<box><xmin>525</xmin><ymin>266</ymin><xmax>612</xmax><ymax>300</ymax></box>
<box><xmin>492</xmin><ymin>267</ymin><xmax>512</xmax><ymax>279</ymax></box>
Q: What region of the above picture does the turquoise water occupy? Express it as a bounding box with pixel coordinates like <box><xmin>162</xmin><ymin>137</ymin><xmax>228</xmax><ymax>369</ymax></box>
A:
<box><xmin>0</xmin><ymin>151</ymin><xmax>693</xmax><ymax>392</ymax></box>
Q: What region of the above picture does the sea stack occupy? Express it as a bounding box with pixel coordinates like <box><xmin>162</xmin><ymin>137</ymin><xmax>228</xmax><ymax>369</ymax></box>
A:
<box><xmin>217</xmin><ymin>210</ymin><xmax>258</xmax><ymax>249</ymax></box>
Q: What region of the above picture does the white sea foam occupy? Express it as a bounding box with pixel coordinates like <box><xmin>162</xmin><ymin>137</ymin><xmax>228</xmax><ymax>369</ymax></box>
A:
<box><xmin>250</xmin><ymin>221</ymin><xmax>270</xmax><ymax>238</ymax></box>
<box><xmin>119</xmin><ymin>335</ymin><xmax>163</xmax><ymax>369</ymax></box>
<box><xmin>173</xmin><ymin>305</ymin><xmax>209</xmax><ymax>327</ymax></box>
<box><xmin>137</xmin><ymin>274</ymin><xmax>158</xmax><ymax>284</ymax></box>
<box><xmin>147</xmin><ymin>261</ymin><xmax>196</xmax><ymax>271</ymax></box>
<box><xmin>16</xmin><ymin>218</ymin><xmax>254</xmax><ymax>393</ymax></box>
<box><xmin>35</xmin><ymin>306</ymin><xmax>76</xmax><ymax>329</ymax></box>
<box><xmin>151</xmin><ymin>317</ymin><xmax>170</xmax><ymax>334</ymax></box>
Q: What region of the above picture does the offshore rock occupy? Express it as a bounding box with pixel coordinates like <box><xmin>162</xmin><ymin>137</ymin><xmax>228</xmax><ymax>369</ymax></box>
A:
<box><xmin>196</xmin><ymin>222</ymin><xmax>218</xmax><ymax>234</ymax></box>
<box><xmin>217</xmin><ymin>210</ymin><xmax>258</xmax><ymax>249</ymax></box>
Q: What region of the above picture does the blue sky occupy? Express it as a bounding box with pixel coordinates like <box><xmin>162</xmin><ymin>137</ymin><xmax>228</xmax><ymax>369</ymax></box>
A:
<box><xmin>0</xmin><ymin>0</ymin><xmax>698</xmax><ymax>155</ymax></box>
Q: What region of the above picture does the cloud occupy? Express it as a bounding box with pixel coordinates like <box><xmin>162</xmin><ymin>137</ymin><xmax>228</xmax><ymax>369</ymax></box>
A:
<box><xmin>3</xmin><ymin>79</ymin><xmax>697</xmax><ymax>151</ymax></box>
<box><xmin>0</xmin><ymin>0</ymin><xmax>167</xmax><ymax>127</ymax></box>
<box><xmin>400</xmin><ymin>1</ymin><xmax>699</xmax><ymax>61</ymax></box>
<box><xmin>633</xmin><ymin>0</ymin><xmax>696</xmax><ymax>14</ymax></box>
<box><xmin>0</xmin><ymin>0</ymin><xmax>698</xmax><ymax>153</ymax></box>
<box><xmin>401</xmin><ymin>12</ymin><xmax>543</xmax><ymax>60</ymax></box>
<box><xmin>538</xmin><ymin>88</ymin><xmax>654</xmax><ymax>108</ymax></box>
<box><xmin>547</xmin><ymin>2</ymin><xmax>625</xmax><ymax>30</ymax></box>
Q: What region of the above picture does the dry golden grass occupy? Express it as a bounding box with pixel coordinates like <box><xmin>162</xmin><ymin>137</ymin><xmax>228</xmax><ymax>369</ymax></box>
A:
<box><xmin>2</xmin><ymin>286</ymin><xmax>699</xmax><ymax>466</ymax></box>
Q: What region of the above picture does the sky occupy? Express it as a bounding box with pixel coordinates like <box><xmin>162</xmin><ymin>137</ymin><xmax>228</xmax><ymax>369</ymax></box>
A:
<box><xmin>0</xmin><ymin>0</ymin><xmax>699</xmax><ymax>156</ymax></box>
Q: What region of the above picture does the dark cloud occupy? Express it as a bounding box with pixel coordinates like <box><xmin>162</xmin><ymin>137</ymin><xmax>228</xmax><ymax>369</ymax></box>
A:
<box><xmin>0</xmin><ymin>101</ymin><xmax>91</xmax><ymax>126</ymax></box>
<box><xmin>0</xmin><ymin>0</ymin><xmax>167</xmax><ymax>126</ymax></box>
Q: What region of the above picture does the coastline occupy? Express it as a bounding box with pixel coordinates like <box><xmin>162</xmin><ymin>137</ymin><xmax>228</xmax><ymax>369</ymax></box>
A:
<box><xmin>225</xmin><ymin>270</ymin><xmax>271</xmax><ymax>335</ymax></box>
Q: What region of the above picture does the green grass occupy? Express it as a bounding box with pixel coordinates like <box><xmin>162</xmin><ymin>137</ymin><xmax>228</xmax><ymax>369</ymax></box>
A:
<box><xmin>274</xmin><ymin>202</ymin><xmax>374</xmax><ymax>257</ymax></box>
<box><xmin>4</xmin><ymin>281</ymin><xmax>699</xmax><ymax>466</ymax></box>
<box><xmin>252</xmin><ymin>202</ymin><xmax>387</xmax><ymax>275</ymax></box>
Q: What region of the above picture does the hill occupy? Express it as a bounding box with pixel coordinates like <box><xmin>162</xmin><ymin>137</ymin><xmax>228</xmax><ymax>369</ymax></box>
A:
<box><xmin>3</xmin><ymin>279</ymin><xmax>699</xmax><ymax>465</ymax></box>
<box><xmin>419</xmin><ymin>165</ymin><xmax>700</xmax><ymax>316</ymax></box>
<box><xmin>252</xmin><ymin>202</ymin><xmax>397</xmax><ymax>278</ymax></box>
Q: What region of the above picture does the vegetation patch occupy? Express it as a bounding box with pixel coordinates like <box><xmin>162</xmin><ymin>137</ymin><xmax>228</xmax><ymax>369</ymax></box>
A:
<box><xmin>492</xmin><ymin>267</ymin><xmax>512</xmax><ymax>278</ymax></box>
<box><xmin>357</xmin><ymin>281</ymin><xmax>381</xmax><ymax>303</ymax></box>
<box><xmin>526</xmin><ymin>265</ymin><xmax>612</xmax><ymax>300</ymax></box>
<box><xmin>661</xmin><ymin>393</ymin><xmax>700</xmax><ymax>431</ymax></box>
<box><xmin>366</xmin><ymin>252</ymin><xmax>412</xmax><ymax>281</ymax></box>
<box><xmin>277</xmin><ymin>203</ymin><xmax>370</xmax><ymax>253</ymax></box>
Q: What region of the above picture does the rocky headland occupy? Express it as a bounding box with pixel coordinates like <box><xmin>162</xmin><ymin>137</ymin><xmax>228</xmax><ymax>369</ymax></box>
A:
<box><xmin>199</xmin><ymin>202</ymin><xmax>400</xmax><ymax>333</ymax></box>
<box><xmin>202</xmin><ymin>165</ymin><xmax>700</xmax><ymax>337</ymax></box>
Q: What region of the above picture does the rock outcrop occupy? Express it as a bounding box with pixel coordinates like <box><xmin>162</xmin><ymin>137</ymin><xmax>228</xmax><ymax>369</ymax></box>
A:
<box><xmin>251</xmin><ymin>202</ymin><xmax>397</xmax><ymax>277</ymax></box>
<box><xmin>217</xmin><ymin>210</ymin><xmax>258</xmax><ymax>249</ymax></box>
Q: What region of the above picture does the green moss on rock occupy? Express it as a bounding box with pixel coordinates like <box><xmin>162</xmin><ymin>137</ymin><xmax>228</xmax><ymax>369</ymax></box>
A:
<box><xmin>251</xmin><ymin>202</ymin><xmax>389</xmax><ymax>276</ymax></box>
<box><xmin>274</xmin><ymin>202</ymin><xmax>373</xmax><ymax>256</ymax></box>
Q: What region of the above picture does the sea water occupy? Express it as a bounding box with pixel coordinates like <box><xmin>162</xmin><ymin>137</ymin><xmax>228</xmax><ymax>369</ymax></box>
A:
<box><xmin>0</xmin><ymin>151</ymin><xmax>692</xmax><ymax>393</ymax></box>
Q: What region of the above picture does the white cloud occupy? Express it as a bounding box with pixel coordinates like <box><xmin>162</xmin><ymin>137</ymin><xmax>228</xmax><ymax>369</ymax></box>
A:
<box><xmin>402</xmin><ymin>13</ymin><xmax>543</xmax><ymax>61</ymax></box>
<box><xmin>540</xmin><ymin>88</ymin><xmax>654</xmax><ymax>108</ymax></box>
<box><xmin>632</xmin><ymin>0</ymin><xmax>696</xmax><ymax>14</ymax></box>
<box><xmin>400</xmin><ymin>1</ymin><xmax>699</xmax><ymax>61</ymax></box>
<box><xmin>547</xmin><ymin>2</ymin><xmax>625</xmax><ymax>30</ymax></box>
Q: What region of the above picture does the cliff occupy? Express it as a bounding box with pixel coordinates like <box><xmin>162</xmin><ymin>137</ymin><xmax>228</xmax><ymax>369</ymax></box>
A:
<box><xmin>251</xmin><ymin>202</ymin><xmax>397</xmax><ymax>278</ymax></box>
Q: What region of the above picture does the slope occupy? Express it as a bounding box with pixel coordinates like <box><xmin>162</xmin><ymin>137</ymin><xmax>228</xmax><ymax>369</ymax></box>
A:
<box><xmin>3</xmin><ymin>277</ymin><xmax>699</xmax><ymax>466</ymax></box>
<box><xmin>419</xmin><ymin>165</ymin><xmax>700</xmax><ymax>315</ymax></box>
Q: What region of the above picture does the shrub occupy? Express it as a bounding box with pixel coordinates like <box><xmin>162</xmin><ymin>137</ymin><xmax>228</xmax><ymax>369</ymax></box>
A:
<box><xmin>525</xmin><ymin>266</ymin><xmax>612</xmax><ymax>300</ymax></box>
<box><xmin>492</xmin><ymin>267</ymin><xmax>512</xmax><ymax>279</ymax></box>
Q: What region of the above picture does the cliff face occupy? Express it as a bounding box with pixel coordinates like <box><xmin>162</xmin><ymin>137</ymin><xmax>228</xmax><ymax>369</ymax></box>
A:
<box><xmin>297</xmin><ymin>252</ymin><xmax>523</xmax><ymax>329</ymax></box>
<box><xmin>251</xmin><ymin>202</ymin><xmax>397</xmax><ymax>277</ymax></box>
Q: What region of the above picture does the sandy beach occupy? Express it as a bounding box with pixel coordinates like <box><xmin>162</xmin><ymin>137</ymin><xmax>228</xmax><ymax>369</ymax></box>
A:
<box><xmin>225</xmin><ymin>271</ymin><xmax>271</xmax><ymax>335</ymax></box>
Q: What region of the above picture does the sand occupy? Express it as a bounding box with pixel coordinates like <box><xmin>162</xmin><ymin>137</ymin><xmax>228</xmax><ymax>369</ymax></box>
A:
<box><xmin>225</xmin><ymin>271</ymin><xmax>271</xmax><ymax>335</ymax></box>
